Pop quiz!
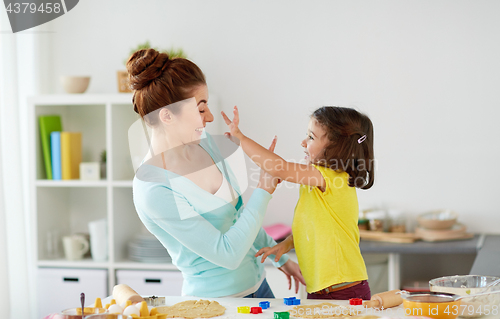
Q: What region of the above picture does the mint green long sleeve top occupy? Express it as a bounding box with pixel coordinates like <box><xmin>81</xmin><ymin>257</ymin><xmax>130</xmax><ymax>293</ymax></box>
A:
<box><xmin>132</xmin><ymin>133</ymin><xmax>288</xmax><ymax>297</ymax></box>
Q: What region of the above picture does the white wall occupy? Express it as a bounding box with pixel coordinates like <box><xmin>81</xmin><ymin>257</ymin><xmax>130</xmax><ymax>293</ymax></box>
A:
<box><xmin>43</xmin><ymin>0</ymin><xmax>500</xmax><ymax>233</ymax></box>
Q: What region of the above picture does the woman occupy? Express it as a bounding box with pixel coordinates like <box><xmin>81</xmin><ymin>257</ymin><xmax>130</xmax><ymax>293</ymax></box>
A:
<box><xmin>129</xmin><ymin>48</ymin><xmax>304</xmax><ymax>298</ymax></box>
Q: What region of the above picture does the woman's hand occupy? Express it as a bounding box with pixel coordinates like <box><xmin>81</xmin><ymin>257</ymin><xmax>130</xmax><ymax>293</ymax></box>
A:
<box><xmin>278</xmin><ymin>259</ymin><xmax>306</xmax><ymax>294</ymax></box>
<box><xmin>221</xmin><ymin>106</ymin><xmax>243</xmax><ymax>140</ymax></box>
<box><xmin>255</xmin><ymin>234</ymin><xmax>294</xmax><ymax>263</ymax></box>
<box><xmin>257</xmin><ymin>136</ymin><xmax>281</xmax><ymax>194</ymax></box>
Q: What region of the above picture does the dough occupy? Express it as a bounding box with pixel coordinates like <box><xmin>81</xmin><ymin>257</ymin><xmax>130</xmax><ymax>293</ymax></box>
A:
<box><xmin>156</xmin><ymin>300</ymin><xmax>226</xmax><ymax>318</ymax></box>
<box><xmin>289</xmin><ymin>303</ymin><xmax>370</xmax><ymax>318</ymax></box>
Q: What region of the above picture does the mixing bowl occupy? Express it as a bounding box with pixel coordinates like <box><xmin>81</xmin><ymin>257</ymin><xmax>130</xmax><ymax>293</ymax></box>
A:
<box><xmin>429</xmin><ymin>275</ymin><xmax>500</xmax><ymax>317</ymax></box>
<box><xmin>61</xmin><ymin>307</ymin><xmax>106</xmax><ymax>316</ymax></box>
<box><xmin>401</xmin><ymin>291</ymin><xmax>461</xmax><ymax>319</ymax></box>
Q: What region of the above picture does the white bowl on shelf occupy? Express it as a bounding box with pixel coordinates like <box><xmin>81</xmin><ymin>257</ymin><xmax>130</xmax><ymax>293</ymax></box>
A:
<box><xmin>60</xmin><ymin>76</ymin><xmax>90</xmax><ymax>93</ymax></box>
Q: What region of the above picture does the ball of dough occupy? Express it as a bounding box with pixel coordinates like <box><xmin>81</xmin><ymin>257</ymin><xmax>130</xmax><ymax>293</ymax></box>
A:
<box><xmin>107</xmin><ymin>304</ymin><xmax>123</xmax><ymax>314</ymax></box>
<box><xmin>123</xmin><ymin>305</ymin><xmax>140</xmax><ymax>317</ymax></box>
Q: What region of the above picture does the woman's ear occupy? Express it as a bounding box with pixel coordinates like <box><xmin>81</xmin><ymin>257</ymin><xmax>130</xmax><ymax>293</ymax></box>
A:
<box><xmin>159</xmin><ymin>108</ymin><xmax>173</xmax><ymax>124</ymax></box>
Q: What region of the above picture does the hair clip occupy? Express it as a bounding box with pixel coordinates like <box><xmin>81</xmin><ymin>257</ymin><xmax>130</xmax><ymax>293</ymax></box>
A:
<box><xmin>358</xmin><ymin>135</ymin><xmax>367</xmax><ymax>144</ymax></box>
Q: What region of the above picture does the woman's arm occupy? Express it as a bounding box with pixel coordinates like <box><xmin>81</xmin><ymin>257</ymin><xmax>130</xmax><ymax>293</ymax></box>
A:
<box><xmin>137</xmin><ymin>184</ymin><xmax>272</xmax><ymax>270</ymax></box>
<box><xmin>222</xmin><ymin>107</ymin><xmax>325</xmax><ymax>188</ymax></box>
<box><xmin>134</xmin><ymin>136</ymin><xmax>280</xmax><ymax>270</ymax></box>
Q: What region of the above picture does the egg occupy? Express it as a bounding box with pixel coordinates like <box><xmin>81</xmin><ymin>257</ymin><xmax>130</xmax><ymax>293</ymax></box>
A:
<box><xmin>107</xmin><ymin>304</ymin><xmax>123</xmax><ymax>314</ymax></box>
<box><xmin>123</xmin><ymin>305</ymin><xmax>140</xmax><ymax>317</ymax></box>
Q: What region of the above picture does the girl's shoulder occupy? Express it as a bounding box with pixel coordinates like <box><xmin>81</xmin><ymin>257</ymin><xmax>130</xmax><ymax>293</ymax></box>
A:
<box><xmin>312</xmin><ymin>164</ymin><xmax>348</xmax><ymax>178</ymax></box>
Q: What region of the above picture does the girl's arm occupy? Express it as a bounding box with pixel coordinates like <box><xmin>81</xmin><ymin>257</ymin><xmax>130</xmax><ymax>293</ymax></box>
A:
<box><xmin>255</xmin><ymin>234</ymin><xmax>294</xmax><ymax>263</ymax></box>
<box><xmin>222</xmin><ymin>106</ymin><xmax>325</xmax><ymax>188</ymax></box>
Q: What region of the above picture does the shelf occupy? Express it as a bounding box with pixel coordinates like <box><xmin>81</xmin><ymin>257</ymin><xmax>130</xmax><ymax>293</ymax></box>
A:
<box><xmin>36</xmin><ymin>180</ymin><xmax>109</xmax><ymax>187</ymax></box>
<box><xmin>114</xmin><ymin>260</ymin><xmax>179</xmax><ymax>271</ymax></box>
<box><xmin>37</xmin><ymin>259</ymin><xmax>180</xmax><ymax>271</ymax></box>
<box><xmin>38</xmin><ymin>258</ymin><xmax>110</xmax><ymax>269</ymax></box>
<box><xmin>35</xmin><ymin>180</ymin><xmax>134</xmax><ymax>187</ymax></box>
<box><xmin>28</xmin><ymin>94</ymin><xmax>133</xmax><ymax>105</ymax></box>
<box><xmin>112</xmin><ymin>180</ymin><xmax>133</xmax><ymax>187</ymax></box>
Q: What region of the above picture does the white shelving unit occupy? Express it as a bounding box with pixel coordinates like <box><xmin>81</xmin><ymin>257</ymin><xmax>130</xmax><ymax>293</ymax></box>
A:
<box><xmin>27</xmin><ymin>94</ymin><xmax>302</xmax><ymax>318</ymax></box>
<box><xmin>27</xmin><ymin>94</ymin><xmax>184</xmax><ymax>317</ymax></box>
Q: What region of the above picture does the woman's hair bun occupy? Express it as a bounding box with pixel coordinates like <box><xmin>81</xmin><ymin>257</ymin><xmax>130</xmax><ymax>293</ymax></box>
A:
<box><xmin>126</xmin><ymin>48</ymin><xmax>171</xmax><ymax>91</ymax></box>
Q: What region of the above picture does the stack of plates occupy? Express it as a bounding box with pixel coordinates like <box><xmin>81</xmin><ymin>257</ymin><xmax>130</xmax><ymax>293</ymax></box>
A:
<box><xmin>128</xmin><ymin>234</ymin><xmax>171</xmax><ymax>263</ymax></box>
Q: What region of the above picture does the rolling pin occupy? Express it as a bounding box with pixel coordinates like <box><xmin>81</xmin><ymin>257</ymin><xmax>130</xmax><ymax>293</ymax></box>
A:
<box><xmin>363</xmin><ymin>289</ymin><xmax>403</xmax><ymax>309</ymax></box>
<box><xmin>112</xmin><ymin>284</ymin><xmax>145</xmax><ymax>305</ymax></box>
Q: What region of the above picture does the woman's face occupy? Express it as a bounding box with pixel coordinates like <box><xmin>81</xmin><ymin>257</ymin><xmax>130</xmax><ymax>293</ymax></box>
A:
<box><xmin>301</xmin><ymin>118</ymin><xmax>330</xmax><ymax>164</ymax></box>
<box><xmin>173</xmin><ymin>85</ymin><xmax>213</xmax><ymax>144</ymax></box>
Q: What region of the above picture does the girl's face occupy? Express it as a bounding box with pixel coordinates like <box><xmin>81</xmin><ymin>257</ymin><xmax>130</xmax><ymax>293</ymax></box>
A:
<box><xmin>301</xmin><ymin>118</ymin><xmax>330</xmax><ymax>164</ymax></box>
<box><xmin>173</xmin><ymin>85</ymin><xmax>213</xmax><ymax>144</ymax></box>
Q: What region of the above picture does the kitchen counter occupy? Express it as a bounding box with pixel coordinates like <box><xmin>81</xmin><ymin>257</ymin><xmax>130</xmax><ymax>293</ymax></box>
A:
<box><xmin>358</xmin><ymin>234</ymin><xmax>500</xmax><ymax>290</ymax></box>
<box><xmin>98</xmin><ymin>296</ymin><xmax>500</xmax><ymax>319</ymax></box>
<box><xmin>359</xmin><ymin>234</ymin><xmax>483</xmax><ymax>254</ymax></box>
<box><xmin>470</xmin><ymin>234</ymin><xmax>500</xmax><ymax>277</ymax></box>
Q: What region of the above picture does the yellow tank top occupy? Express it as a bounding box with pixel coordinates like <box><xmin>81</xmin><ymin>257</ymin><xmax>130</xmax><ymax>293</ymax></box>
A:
<box><xmin>292</xmin><ymin>165</ymin><xmax>368</xmax><ymax>293</ymax></box>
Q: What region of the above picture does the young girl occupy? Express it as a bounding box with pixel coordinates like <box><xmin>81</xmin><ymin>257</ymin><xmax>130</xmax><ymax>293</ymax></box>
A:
<box><xmin>221</xmin><ymin>106</ymin><xmax>374</xmax><ymax>300</ymax></box>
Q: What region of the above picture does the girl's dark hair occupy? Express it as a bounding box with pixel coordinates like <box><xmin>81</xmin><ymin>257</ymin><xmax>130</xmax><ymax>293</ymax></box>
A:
<box><xmin>312</xmin><ymin>106</ymin><xmax>375</xmax><ymax>189</ymax></box>
<box><xmin>126</xmin><ymin>48</ymin><xmax>206</xmax><ymax>124</ymax></box>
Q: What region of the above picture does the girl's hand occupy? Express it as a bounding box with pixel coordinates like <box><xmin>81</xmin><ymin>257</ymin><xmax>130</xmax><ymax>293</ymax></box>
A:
<box><xmin>255</xmin><ymin>235</ymin><xmax>294</xmax><ymax>263</ymax></box>
<box><xmin>221</xmin><ymin>106</ymin><xmax>243</xmax><ymax>140</ymax></box>
<box><xmin>223</xmin><ymin>132</ymin><xmax>240</xmax><ymax>146</ymax></box>
<box><xmin>279</xmin><ymin>260</ymin><xmax>306</xmax><ymax>294</ymax></box>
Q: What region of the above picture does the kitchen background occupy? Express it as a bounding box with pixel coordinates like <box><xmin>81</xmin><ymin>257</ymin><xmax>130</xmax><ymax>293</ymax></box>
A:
<box><xmin>1</xmin><ymin>1</ymin><xmax>500</xmax><ymax>319</ymax></box>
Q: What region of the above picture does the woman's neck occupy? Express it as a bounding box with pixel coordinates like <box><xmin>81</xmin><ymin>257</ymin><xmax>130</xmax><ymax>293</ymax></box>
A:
<box><xmin>147</xmin><ymin>129</ymin><xmax>196</xmax><ymax>164</ymax></box>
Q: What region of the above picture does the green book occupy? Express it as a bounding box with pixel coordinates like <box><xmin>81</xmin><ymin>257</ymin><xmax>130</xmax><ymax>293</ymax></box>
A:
<box><xmin>39</xmin><ymin>115</ymin><xmax>62</xmax><ymax>179</ymax></box>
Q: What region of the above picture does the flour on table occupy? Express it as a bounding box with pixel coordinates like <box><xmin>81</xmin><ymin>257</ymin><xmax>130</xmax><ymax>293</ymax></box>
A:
<box><xmin>156</xmin><ymin>300</ymin><xmax>226</xmax><ymax>318</ymax></box>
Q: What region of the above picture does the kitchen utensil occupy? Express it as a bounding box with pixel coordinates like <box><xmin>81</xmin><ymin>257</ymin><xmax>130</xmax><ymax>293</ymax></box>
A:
<box><xmin>400</xmin><ymin>290</ymin><xmax>500</xmax><ymax>319</ymax></box>
<box><xmin>80</xmin><ymin>293</ymin><xmax>85</xmax><ymax>319</ymax></box>
<box><xmin>417</xmin><ymin>209</ymin><xmax>457</xmax><ymax>230</ymax></box>
<box><xmin>429</xmin><ymin>275</ymin><xmax>500</xmax><ymax>317</ymax></box>
<box><xmin>88</xmin><ymin>219</ymin><xmax>108</xmax><ymax>262</ymax></box>
<box><xmin>63</xmin><ymin>235</ymin><xmax>89</xmax><ymax>260</ymax></box>
<box><xmin>416</xmin><ymin>223</ymin><xmax>473</xmax><ymax>242</ymax></box>
<box><xmin>359</xmin><ymin>230</ymin><xmax>418</xmax><ymax>243</ymax></box>
<box><xmin>480</xmin><ymin>278</ymin><xmax>500</xmax><ymax>290</ymax></box>
<box><xmin>112</xmin><ymin>284</ymin><xmax>144</xmax><ymax>305</ymax></box>
<box><xmin>45</xmin><ymin>230</ymin><xmax>62</xmax><ymax>259</ymax></box>
<box><xmin>363</xmin><ymin>289</ymin><xmax>403</xmax><ymax>309</ymax></box>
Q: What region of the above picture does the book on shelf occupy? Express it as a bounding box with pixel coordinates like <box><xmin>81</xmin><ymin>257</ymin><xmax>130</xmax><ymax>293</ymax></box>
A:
<box><xmin>61</xmin><ymin>132</ymin><xmax>82</xmax><ymax>180</ymax></box>
<box><xmin>39</xmin><ymin>115</ymin><xmax>62</xmax><ymax>180</ymax></box>
<box><xmin>50</xmin><ymin>132</ymin><xmax>62</xmax><ymax>180</ymax></box>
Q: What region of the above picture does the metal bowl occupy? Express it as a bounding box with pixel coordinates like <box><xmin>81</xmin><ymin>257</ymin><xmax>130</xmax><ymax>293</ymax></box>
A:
<box><xmin>429</xmin><ymin>275</ymin><xmax>500</xmax><ymax>318</ymax></box>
